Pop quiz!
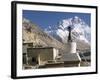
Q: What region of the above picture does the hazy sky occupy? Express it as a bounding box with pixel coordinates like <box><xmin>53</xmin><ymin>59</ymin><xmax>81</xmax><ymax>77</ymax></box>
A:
<box><xmin>23</xmin><ymin>10</ymin><xmax>91</xmax><ymax>29</ymax></box>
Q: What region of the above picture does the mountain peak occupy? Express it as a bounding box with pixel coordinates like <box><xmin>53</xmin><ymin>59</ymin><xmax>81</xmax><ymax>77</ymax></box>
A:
<box><xmin>75</xmin><ymin>16</ymin><xmax>79</xmax><ymax>18</ymax></box>
<box><xmin>71</xmin><ymin>16</ymin><xmax>82</xmax><ymax>24</ymax></box>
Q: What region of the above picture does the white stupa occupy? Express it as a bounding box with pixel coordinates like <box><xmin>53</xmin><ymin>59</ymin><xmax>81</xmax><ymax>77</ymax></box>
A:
<box><xmin>66</xmin><ymin>26</ymin><xmax>76</xmax><ymax>53</ymax></box>
<box><xmin>61</xmin><ymin>26</ymin><xmax>81</xmax><ymax>67</ymax></box>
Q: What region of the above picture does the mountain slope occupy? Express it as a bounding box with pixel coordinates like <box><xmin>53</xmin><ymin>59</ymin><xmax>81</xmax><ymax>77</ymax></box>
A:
<box><xmin>22</xmin><ymin>18</ymin><xmax>65</xmax><ymax>51</ymax></box>
<box><xmin>45</xmin><ymin>16</ymin><xmax>91</xmax><ymax>44</ymax></box>
<box><xmin>44</xmin><ymin>16</ymin><xmax>91</xmax><ymax>51</ymax></box>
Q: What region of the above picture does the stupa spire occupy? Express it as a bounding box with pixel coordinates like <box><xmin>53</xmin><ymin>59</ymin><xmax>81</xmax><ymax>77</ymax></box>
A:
<box><xmin>67</xmin><ymin>26</ymin><xmax>72</xmax><ymax>42</ymax></box>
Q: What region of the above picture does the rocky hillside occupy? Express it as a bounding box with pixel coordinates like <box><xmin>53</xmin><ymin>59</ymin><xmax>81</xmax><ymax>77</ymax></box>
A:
<box><xmin>22</xmin><ymin>18</ymin><xmax>66</xmax><ymax>51</ymax></box>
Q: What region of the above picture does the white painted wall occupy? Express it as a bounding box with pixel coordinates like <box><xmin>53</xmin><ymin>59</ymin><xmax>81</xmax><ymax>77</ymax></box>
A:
<box><xmin>66</xmin><ymin>42</ymin><xmax>76</xmax><ymax>53</ymax></box>
<box><xmin>53</xmin><ymin>48</ymin><xmax>59</xmax><ymax>60</ymax></box>
<box><xmin>0</xmin><ymin>0</ymin><xmax>99</xmax><ymax>80</ymax></box>
<box><xmin>23</xmin><ymin>44</ymin><xmax>28</xmax><ymax>53</ymax></box>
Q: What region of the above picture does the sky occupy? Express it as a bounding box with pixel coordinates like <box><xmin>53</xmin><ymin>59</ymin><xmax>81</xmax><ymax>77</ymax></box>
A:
<box><xmin>23</xmin><ymin>10</ymin><xmax>91</xmax><ymax>29</ymax></box>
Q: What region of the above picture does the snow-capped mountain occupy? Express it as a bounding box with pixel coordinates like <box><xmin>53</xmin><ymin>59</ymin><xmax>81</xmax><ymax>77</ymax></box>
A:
<box><xmin>45</xmin><ymin>16</ymin><xmax>91</xmax><ymax>44</ymax></box>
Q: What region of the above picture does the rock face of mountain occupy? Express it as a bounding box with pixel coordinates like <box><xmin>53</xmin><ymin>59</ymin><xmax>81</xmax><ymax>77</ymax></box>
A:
<box><xmin>45</xmin><ymin>16</ymin><xmax>91</xmax><ymax>44</ymax></box>
<box><xmin>44</xmin><ymin>16</ymin><xmax>91</xmax><ymax>51</ymax></box>
<box><xmin>22</xmin><ymin>18</ymin><xmax>65</xmax><ymax>51</ymax></box>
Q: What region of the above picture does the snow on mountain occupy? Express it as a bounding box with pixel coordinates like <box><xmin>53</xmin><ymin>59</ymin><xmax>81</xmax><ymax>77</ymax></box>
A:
<box><xmin>45</xmin><ymin>16</ymin><xmax>91</xmax><ymax>44</ymax></box>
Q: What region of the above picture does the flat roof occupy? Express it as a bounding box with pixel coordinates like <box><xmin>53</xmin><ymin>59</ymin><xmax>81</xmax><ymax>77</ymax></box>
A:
<box><xmin>27</xmin><ymin>47</ymin><xmax>57</xmax><ymax>49</ymax></box>
<box><xmin>23</xmin><ymin>42</ymin><xmax>33</xmax><ymax>44</ymax></box>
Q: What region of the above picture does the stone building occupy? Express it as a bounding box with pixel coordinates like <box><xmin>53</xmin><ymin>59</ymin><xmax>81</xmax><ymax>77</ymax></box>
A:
<box><xmin>27</xmin><ymin>47</ymin><xmax>59</xmax><ymax>66</ymax></box>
